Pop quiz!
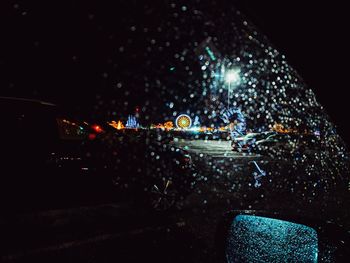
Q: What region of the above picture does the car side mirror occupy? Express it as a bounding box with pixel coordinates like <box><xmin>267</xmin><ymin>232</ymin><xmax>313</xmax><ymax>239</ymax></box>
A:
<box><xmin>226</xmin><ymin>215</ymin><xmax>318</xmax><ymax>262</ymax></box>
<box><xmin>215</xmin><ymin>210</ymin><xmax>350</xmax><ymax>263</ymax></box>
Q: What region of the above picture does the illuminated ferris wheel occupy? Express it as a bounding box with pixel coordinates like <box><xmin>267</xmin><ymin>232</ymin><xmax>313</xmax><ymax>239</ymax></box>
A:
<box><xmin>175</xmin><ymin>114</ymin><xmax>192</xmax><ymax>129</ymax></box>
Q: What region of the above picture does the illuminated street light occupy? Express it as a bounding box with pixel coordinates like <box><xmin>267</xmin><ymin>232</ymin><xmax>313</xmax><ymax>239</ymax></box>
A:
<box><xmin>225</xmin><ymin>69</ymin><xmax>240</xmax><ymax>84</ymax></box>
<box><xmin>225</xmin><ymin>69</ymin><xmax>240</xmax><ymax>108</ymax></box>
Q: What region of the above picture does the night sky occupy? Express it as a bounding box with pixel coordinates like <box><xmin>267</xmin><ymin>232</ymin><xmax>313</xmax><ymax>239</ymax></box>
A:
<box><xmin>1</xmin><ymin>1</ymin><xmax>349</xmax><ymax>144</ymax></box>
<box><xmin>234</xmin><ymin>1</ymin><xmax>349</xmax><ymax>145</ymax></box>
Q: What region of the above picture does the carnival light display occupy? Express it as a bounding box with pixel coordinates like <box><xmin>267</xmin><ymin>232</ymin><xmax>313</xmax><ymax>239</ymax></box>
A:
<box><xmin>175</xmin><ymin>114</ymin><xmax>192</xmax><ymax>129</ymax></box>
<box><xmin>220</xmin><ymin>107</ymin><xmax>246</xmax><ymax>137</ymax></box>
<box><xmin>108</xmin><ymin>120</ymin><xmax>125</xmax><ymax>130</ymax></box>
<box><xmin>164</xmin><ymin>121</ymin><xmax>174</xmax><ymax>130</ymax></box>
<box><xmin>126</xmin><ymin>115</ymin><xmax>139</xmax><ymax>129</ymax></box>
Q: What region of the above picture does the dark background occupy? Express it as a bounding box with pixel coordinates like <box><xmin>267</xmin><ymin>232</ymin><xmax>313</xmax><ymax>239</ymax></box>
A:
<box><xmin>233</xmin><ymin>1</ymin><xmax>349</xmax><ymax>145</ymax></box>
<box><xmin>1</xmin><ymin>1</ymin><xmax>349</xmax><ymax>144</ymax></box>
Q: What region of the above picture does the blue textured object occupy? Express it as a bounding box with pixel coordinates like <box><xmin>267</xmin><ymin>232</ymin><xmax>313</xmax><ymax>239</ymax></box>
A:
<box><xmin>220</xmin><ymin>107</ymin><xmax>246</xmax><ymax>139</ymax></box>
<box><xmin>126</xmin><ymin>115</ymin><xmax>139</xmax><ymax>128</ymax></box>
<box><xmin>252</xmin><ymin>161</ymin><xmax>266</xmax><ymax>188</ymax></box>
<box><xmin>226</xmin><ymin>215</ymin><xmax>318</xmax><ymax>263</ymax></box>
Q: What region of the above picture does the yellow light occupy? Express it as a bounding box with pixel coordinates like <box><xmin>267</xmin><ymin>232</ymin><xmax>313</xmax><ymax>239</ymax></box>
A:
<box><xmin>176</xmin><ymin>114</ymin><xmax>192</xmax><ymax>129</ymax></box>
<box><xmin>116</xmin><ymin>120</ymin><xmax>125</xmax><ymax>130</ymax></box>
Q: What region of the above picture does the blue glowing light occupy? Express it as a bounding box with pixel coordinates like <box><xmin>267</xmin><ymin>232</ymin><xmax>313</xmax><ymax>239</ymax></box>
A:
<box><xmin>220</xmin><ymin>107</ymin><xmax>246</xmax><ymax>138</ymax></box>
<box><xmin>252</xmin><ymin>161</ymin><xmax>266</xmax><ymax>188</ymax></box>
<box><xmin>205</xmin><ymin>46</ymin><xmax>217</xmax><ymax>61</ymax></box>
<box><xmin>126</xmin><ymin>115</ymin><xmax>139</xmax><ymax>128</ymax></box>
<box><xmin>193</xmin><ymin>116</ymin><xmax>200</xmax><ymax>127</ymax></box>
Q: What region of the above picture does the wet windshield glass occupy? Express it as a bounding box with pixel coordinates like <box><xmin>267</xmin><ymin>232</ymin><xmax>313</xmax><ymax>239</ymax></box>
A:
<box><xmin>1</xmin><ymin>1</ymin><xmax>349</xmax><ymax>262</ymax></box>
<box><xmin>82</xmin><ymin>1</ymin><xmax>349</xmax><ymax>218</ymax></box>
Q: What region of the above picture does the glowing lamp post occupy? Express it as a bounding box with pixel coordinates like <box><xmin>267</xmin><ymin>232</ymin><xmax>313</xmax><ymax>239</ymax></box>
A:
<box><xmin>225</xmin><ymin>69</ymin><xmax>240</xmax><ymax>108</ymax></box>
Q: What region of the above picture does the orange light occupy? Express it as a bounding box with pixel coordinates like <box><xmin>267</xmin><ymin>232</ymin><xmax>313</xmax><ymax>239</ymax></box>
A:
<box><xmin>164</xmin><ymin>121</ymin><xmax>174</xmax><ymax>131</ymax></box>
<box><xmin>108</xmin><ymin>120</ymin><xmax>125</xmax><ymax>130</ymax></box>
<box><xmin>272</xmin><ymin>123</ymin><xmax>301</xmax><ymax>134</ymax></box>
<box><xmin>156</xmin><ymin>123</ymin><xmax>165</xmax><ymax>129</ymax></box>
<box><xmin>116</xmin><ymin>120</ymin><xmax>125</xmax><ymax>130</ymax></box>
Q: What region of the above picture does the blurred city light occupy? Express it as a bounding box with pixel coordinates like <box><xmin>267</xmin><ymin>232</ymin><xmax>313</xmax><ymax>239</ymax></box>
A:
<box><xmin>92</xmin><ymin>125</ymin><xmax>103</xmax><ymax>133</ymax></box>
<box><xmin>224</xmin><ymin>68</ymin><xmax>241</xmax><ymax>108</ymax></box>
<box><xmin>175</xmin><ymin>114</ymin><xmax>192</xmax><ymax>129</ymax></box>
<box><xmin>225</xmin><ymin>69</ymin><xmax>240</xmax><ymax>84</ymax></box>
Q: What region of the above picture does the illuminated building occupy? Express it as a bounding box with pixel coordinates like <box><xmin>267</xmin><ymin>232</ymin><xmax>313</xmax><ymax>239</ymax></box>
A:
<box><xmin>126</xmin><ymin>115</ymin><xmax>139</xmax><ymax>129</ymax></box>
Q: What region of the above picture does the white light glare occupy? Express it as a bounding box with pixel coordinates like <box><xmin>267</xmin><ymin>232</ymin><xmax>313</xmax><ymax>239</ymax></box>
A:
<box><xmin>225</xmin><ymin>69</ymin><xmax>240</xmax><ymax>84</ymax></box>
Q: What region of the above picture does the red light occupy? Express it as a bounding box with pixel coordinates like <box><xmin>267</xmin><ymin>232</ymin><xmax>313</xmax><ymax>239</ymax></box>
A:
<box><xmin>88</xmin><ymin>133</ymin><xmax>96</xmax><ymax>140</ymax></box>
<box><xmin>92</xmin><ymin>125</ymin><xmax>103</xmax><ymax>133</ymax></box>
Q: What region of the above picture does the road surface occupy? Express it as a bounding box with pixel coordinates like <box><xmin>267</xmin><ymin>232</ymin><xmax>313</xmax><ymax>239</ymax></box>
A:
<box><xmin>0</xmin><ymin>139</ymin><xmax>272</xmax><ymax>262</ymax></box>
<box><xmin>171</xmin><ymin>139</ymin><xmax>265</xmax><ymax>181</ymax></box>
<box><xmin>172</xmin><ymin>138</ymin><xmax>259</xmax><ymax>159</ymax></box>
